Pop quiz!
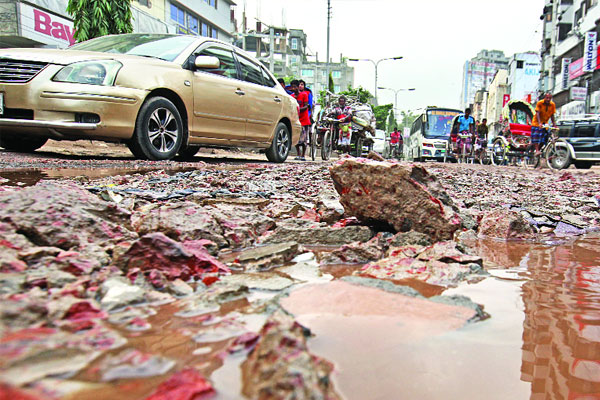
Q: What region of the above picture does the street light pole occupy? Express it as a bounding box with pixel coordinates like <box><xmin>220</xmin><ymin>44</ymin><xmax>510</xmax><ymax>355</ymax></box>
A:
<box><xmin>377</xmin><ymin>87</ymin><xmax>416</xmax><ymax>116</ymax></box>
<box><xmin>348</xmin><ymin>56</ymin><xmax>403</xmax><ymax>103</ymax></box>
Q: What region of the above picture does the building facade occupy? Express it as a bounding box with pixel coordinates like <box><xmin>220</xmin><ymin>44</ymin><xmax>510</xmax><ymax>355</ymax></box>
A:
<box><xmin>0</xmin><ymin>0</ymin><xmax>236</xmax><ymax>49</ymax></box>
<box><xmin>508</xmin><ymin>52</ymin><xmax>541</xmax><ymax>103</ymax></box>
<box><xmin>486</xmin><ymin>69</ymin><xmax>509</xmax><ymax>136</ymax></box>
<box><xmin>539</xmin><ymin>0</ymin><xmax>600</xmax><ymax>117</ymax></box>
<box><xmin>460</xmin><ymin>49</ymin><xmax>510</xmax><ymax>109</ymax></box>
<box><xmin>235</xmin><ymin>26</ymin><xmax>354</xmax><ymax>93</ymax></box>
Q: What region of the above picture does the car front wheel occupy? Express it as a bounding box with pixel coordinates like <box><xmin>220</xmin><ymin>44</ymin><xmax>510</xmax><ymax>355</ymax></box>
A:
<box><xmin>266</xmin><ymin>122</ymin><xmax>290</xmax><ymax>163</ymax></box>
<box><xmin>131</xmin><ymin>97</ymin><xmax>184</xmax><ymax>160</ymax></box>
<box><xmin>0</xmin><ymin>133</ymin><xmax>47</xmax><ymax>152</ymax></box>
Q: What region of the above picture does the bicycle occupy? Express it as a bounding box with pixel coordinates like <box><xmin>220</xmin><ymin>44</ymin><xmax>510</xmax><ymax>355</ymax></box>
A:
<box><xmin>520</xmin><ymin>126</ymin><xmax>560</xmax><ymax>169</ymax></box>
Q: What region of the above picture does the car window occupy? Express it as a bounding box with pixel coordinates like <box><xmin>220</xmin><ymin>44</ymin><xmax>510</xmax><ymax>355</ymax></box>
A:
<box><xmin>261</xmin><ymin>67</ymin><xmax>277</xmax><ymax>88</ymax></box>
<box><xmin>573</xmin><ymin>124</ymin><xmax>597</xmax><ymax>138</ymax></box>
<box><xmin>237</xmin><ymin>56</ymin><xmax>264</xmax><ymax>86</ymax></box>
<box><xmin>197</xmin><ymin>46</ymin><xmax>238</xmax><ymax>79</ymax></box>
<box><xmin>558</xmin><ymin>125</ymin><xmax>571</xmax><ymax>138</ymax></box>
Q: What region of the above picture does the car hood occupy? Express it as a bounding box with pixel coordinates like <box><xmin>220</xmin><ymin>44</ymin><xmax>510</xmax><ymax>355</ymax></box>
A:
<box><xmin>0</xmin><ymin>48</ymin><xmax>174</xmax><ymax>67</ymax></box>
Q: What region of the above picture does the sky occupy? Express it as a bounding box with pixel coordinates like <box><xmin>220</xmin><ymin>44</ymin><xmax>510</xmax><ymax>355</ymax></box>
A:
<box><xmin>235</xmin><ymin>0</ymin><xmax>545</xmax><ymax>114</ymax></box>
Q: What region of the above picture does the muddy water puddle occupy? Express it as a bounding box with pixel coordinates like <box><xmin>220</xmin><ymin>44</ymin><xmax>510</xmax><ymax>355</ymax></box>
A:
<box><xmin>17</xmin><ymin>235</ymin><xmax>600</xmax><ymax>399</ymax></box>
<box><xmin>0</xmin><ymin>167</ymin><xmax>197</xmax><ymax>187</ymax></box>
<box><xmin>279</xmin><ymin>235</ymin><xmax>600</xmax><ymax>399</ymax></box>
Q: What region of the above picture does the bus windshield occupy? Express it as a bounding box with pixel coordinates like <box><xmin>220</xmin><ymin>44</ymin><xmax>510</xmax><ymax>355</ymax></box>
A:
<box><xmin>425</xmin><ymin>109</ymin><xmax>461</xmax><ymax>138</ymax></box>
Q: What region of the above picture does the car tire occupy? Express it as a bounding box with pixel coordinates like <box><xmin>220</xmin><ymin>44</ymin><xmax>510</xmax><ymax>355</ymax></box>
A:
<box><xmin>545</xmin><ymin>143</ymin><xmax>571</xmax><ymax>170</ymax></box>
<box><xmin>130</xmin><ymin>97</ymin><xmax>184</xmax><ymax>161</ymax></box>
<box><xmin>0</xmin><ymin>133</ymin><xmax>47</xmax><ymax>152</ymax></box>
<box><xmin>126</xmin><ymin>140</ymin><xmax>145</xmax><ymax>159</ymax></box>
<box><xmin>266</xmin><ymin>122</ymin><xmax>291</xmax><ymax>163</ymax></box>
<box><xmin>178</xmin><ymin>144</ymin><xmax>200</xmax><ymax>159</ymax></box>
<box><xmin>574</xmin><ymin>160</ymin><xmax>593</xmax><ymax>169</ymax></box>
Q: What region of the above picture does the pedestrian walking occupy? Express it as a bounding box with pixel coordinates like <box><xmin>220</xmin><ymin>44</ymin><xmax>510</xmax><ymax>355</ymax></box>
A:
<box><xmin>290</xmin><ymin>80</ymin><xmax>310</xmax><ymax>160</ymax></box>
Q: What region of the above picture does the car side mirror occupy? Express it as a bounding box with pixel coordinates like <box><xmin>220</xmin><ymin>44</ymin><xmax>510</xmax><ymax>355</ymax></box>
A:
<box><xmin>194</xmin><ymin>55</ymin><xmax>220</xmax><ymax>69</ymax></box>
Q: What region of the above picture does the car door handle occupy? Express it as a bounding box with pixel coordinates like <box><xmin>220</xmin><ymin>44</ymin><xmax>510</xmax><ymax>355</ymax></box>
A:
<box><xmin>274</xmin><ymin>96</ymin><xmax>282</xmax><ymax>103</ymax></box>
<box><xmin>235</xmin><ymin>89</ymin><xmax>245</xmax><ymax>96</ymax></box>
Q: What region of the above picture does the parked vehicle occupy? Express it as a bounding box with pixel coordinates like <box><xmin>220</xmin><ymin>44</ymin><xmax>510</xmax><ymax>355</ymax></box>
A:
<box><xmin>371</xmin><ymin>129</ymin><xmax>386</xmax><ymax>154</ymax></box>
<box><xmin>405</xmin><ymin>107</ymin><xmax>461</xmax><ymax>161</ymax></box>
<box><xmin>0</xmin><ymin>33</ymin><xmax>301</xmax><ymax>161</ymax></box>
<box><xmin>550</xmin><ymin>116</ymin><xmax>600</xmax><ymax>169</ymax></box>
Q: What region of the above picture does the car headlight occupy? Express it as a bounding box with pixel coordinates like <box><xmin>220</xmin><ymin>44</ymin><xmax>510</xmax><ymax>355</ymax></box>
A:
<box><xmin>53</xmin><ymin>60</ymin><xmax>122</xmax><ymax>86</ymax></box>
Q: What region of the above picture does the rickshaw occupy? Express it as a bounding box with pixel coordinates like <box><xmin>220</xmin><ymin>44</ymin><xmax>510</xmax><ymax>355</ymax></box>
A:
<box><xmin>311</xmin><ymin>92</ymin><xmax>375</xmax><ymax>160</ymax></box>
<box><xmin>490</xmin><ymin>100</ymin><xmax>535</xmax><ymax>166</ymax></box>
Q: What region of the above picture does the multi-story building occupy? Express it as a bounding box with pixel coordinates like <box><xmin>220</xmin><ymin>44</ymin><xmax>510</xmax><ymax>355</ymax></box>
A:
<box><xmin>539</xmin><ymin>0</ymin><xmax>600</xmax><ymax>117</ymax></box>
<box><xmin>508</xmin><ymin>52</ymin><xmax>541</xmax><ymax>103</ymax></box>
<box><xmin>486</xmin><ymin>69</ymin><xmax>509</xmax><ymax>136</ymax></box>
<box><xmin>472</xmin><ymin>89</ymin><xmax>488</xmax><ymax>123</ymax></box>
<box><xmin>236</xmin><ymin>26</ymin><xmax>354</xmax><ymax>93</ymax></box>
<box><xmin>0</xmin><ymin>0</ymin><xmax>236</xmax><ymax>49</ymax></box>
<box><xmin>167</xmin><ymin>0</ymin><xmax>236</xmax><ymax>43</ymax></box>
<box><xmin>460</xmin><ymin>49</ymin><xmax>510</xmax><ymax>109</ymax></box>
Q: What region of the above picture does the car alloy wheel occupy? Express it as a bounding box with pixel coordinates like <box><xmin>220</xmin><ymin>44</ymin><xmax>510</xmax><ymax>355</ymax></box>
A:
<box><xmin>132</xmin><ymin>96</ymin><xmax>184</xmax><ymax>161</ymax></box>
<box><xmin>148</xmin><ymin>108</ymin><xmax>179</xmax><ymax>154</ymax></box>
<box><xmin>266</xmin><ymin>122</ymin><xmax>290</xmax><ymax>162</ymax></box>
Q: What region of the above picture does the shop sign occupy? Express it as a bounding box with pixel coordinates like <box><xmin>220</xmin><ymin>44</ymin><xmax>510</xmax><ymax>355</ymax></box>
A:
<box><xmin>561</xmin><ymin>58</ymin><xmax>571</xmax><ymax>90</ymax></box>
<box><xmin>20</xmin><ymin>3</ymin><xmax>75</xmax><ymax>47</ymax></box>
<box><xmin>584</xmin><ymin>31</ymin><xmax>597</xmax><ymax>72</ymax></box>
<box><xmin>570</xmin><ymin>86</ymin><xmax>587</xmax><ymax>101</ymax></box>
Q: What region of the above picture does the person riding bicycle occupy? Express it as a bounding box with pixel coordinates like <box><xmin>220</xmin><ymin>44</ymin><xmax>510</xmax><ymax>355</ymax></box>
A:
<box><xmin>390</xmin><ymin>128</ymin><xmax>401</xmax><ymax>158</ymax></box>
<box><xmin>456</xmin><ymin>108</ymin><xmax>475</xmax><ymax>156</ymax></box>
<box><xmin>476</xmin><ymin>118</ymin><xmax>488</xmax><ymax>147</ymax></box>
<box><xmin>531</xmin><ymin>92</ymin><xmax>557</xmax><ymax>155</ymax></box>
<box><xmin>330</xmin><ymin>96</ymin><xmax>353</xmax><ymax>154</ymax></box>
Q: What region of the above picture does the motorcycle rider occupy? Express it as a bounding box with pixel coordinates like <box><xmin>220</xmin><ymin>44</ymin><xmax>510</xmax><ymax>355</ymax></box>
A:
<box><xmin>330</xmin><ymin>96</ymin><xmax>353</xmax><ymax>154</ymax></box>
<box><xmin>390</xmin><ymin>128</ymin><xmax>401</xmax><ymax>158</ymax></box>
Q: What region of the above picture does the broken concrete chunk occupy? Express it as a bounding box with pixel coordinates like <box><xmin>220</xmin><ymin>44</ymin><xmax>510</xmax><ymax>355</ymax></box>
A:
<box><xmin>241</xmin><ymin>311</ymin><xmax>341</xmax><ymax>400</ymax></box>
<box><xmin>100</xmin><ymin>277</ymin><xmax>146</xmax><ymax>311</ymax></box>
<box><xmin>220</xmin><ymin>242</ymin><xmax>300</xmax><ymax>271</ymax></box>
<box><xmin>329</xmin><ymin>160</ymin><xmax>461</xmax><ymax>241</ymax></box>
<box><xmin>261</xmin><ymin>219</ymin><xmax>372</xmax><ymax>245</ymax></box>
<box><xmin>478</xmin><ymin>209</ymin><xmax>535</xmax><ymax>240</ymax></box>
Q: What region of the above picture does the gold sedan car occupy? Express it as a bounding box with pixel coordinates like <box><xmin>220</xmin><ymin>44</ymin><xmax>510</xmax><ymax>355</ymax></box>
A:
<box><xmin>0</xmin><ymin>34</ymin><xmax>301</xmax><ymax>162</ymax></box>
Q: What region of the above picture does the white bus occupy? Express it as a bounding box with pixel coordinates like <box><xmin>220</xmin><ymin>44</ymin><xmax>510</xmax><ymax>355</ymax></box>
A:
<box><xmin>405</xmin><ymin>107</ymin><xmax>462</xmax><ymax>161</ymax></box>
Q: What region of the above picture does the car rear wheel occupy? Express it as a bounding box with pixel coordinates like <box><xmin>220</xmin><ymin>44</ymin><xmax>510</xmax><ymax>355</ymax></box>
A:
<box><xmin>131</xmin><ymin>97</ymin><xmax>184</xmax><ymax>160</ymax></box>
<box><xmin>266</xmin><ymin>122</ymin><xmax>290</xmax><ymax>163</ymax></box>
<box><xmin>0</xmin><ymin>133</ymin><xmax>47</xmax><ymax>152</ymax></box>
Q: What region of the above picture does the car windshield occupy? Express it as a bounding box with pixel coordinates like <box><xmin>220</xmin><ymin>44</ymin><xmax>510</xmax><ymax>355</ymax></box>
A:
<box><xmin>426</xmin><ymin>109</ymin><xmax>461</xmax><ymax>138</ymax></box>
<box><xmin>68</xmin><ymin>34</ymin><xmax>198</xmax><ymax>62</ymax></box>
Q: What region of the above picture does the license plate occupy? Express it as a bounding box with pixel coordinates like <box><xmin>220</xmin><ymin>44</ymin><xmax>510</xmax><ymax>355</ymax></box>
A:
<box><xmin>0</xmin><ymin>93</ymin><xmax>3</xmax><ymax>115</ymax></box>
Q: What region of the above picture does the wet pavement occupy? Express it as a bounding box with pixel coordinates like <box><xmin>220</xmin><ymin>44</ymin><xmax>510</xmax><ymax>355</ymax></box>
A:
<box><xmin>1</xmin><ymin>147</ymin><xmax>600</xmax><ymax>399</ymax></box>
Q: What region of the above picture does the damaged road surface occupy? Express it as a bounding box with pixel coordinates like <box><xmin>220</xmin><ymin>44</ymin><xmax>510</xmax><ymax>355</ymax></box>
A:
<box><xmin>1</xmin><ymin>154</ymin><xmax>600</xmax><ymax>399</ymax></box>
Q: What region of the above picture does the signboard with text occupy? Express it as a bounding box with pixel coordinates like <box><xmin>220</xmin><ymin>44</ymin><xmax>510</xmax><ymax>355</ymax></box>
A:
<box><xmin>562</xmin><ymin>58</ymin><xmax>571</xmax><ymax>90</ymax></box>
<box><xmin>19</xmin><ymin>3</ymin><xmax>75</xmax><ymax>47</ymax></box>
<box><xmin>571</xmin><ymin>86</ymin><xmax>588</xmax><ymax>101</ymax></box>
<box><xmin>584</xmin><ymin>31</ymin><xmax>597</xmax><ymax>72</ymax></box>
<box><xmin>502</xmin><ymin>94</ymin><xmax>511</xmax><ymax>107</ymax></box>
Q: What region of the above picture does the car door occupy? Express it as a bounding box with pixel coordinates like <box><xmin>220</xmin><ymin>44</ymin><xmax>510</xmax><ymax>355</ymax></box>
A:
<box><xmin>571</xmin><ymin>122</ymin><xmax>600</xmax><ymax>158</ymax></box>
<box><xmin>235</xmin><ymin>54</ymin><xmax>283</xmax><ymax>143</ymax></box>
<box><xmin>191</xmin><ymin>45</ymin><xmax>246</xmax><ymax>140</ymax></box>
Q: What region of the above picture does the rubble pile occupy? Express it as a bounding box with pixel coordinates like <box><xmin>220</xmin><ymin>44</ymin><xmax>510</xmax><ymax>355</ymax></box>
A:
<box><xmin>0</xmin><ymin>158</ymin><xmax>597</xmax><ymax>398</ymax></box>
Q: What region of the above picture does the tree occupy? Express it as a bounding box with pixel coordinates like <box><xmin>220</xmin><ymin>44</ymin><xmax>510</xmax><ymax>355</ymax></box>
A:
<box><xmin>387</xmin><ymin>111</ymin><xmax>397</xmax><ymax>133</ymax></box>
<box><xmin>67</xmin><ymin>0</ymin><xmax>133</xmax><ymax>42</ymax></box>
<box><xmin>398</xmin><ymin>110</ymin><xmax>418</xmax><ymax>131</ymax></box>
<box><xmin>328</xmin><ymin>72</ymin><xmax>334</xmax><ymax>92</ymax></box>
<box><xmin>338</xmin><ymin>86</ymin><xmax>374</xmax><ymax>105</ymax></box>
<box><xmin>372</xmin><ymin>104</ymin><xmax>393</xmax><ymax>130</ymax></box>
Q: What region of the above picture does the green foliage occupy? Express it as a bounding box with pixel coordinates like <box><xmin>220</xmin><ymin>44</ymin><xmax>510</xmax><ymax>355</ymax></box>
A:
<box><xmin>373</xmin><ymin>104</ymin><xmax>393</xmax><ymax>130</ymax></box>
<box><xmin>328</xmin><ymin>72</ymin><xmax>334</xmax><ymax>92</ymax></box>
<box><xmin>67</xmin><ymin>0</ymin><xmax>133</xmax><ymax>42</ymax></box>
<box><xmin>398</xmin><ymin>110</ymin><xmax>418</xmax><ymax>130</ymax></box>
<box><xmin>338</xmin><ymin>86</ymin><xmax>373</xmax><ymax>105</ymax></box>
<box><xmin>387</xmin><ymin>111</ymin><xmax>397</xmax><ymax>132</ymax></box>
